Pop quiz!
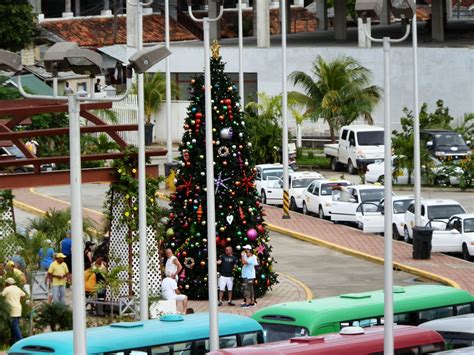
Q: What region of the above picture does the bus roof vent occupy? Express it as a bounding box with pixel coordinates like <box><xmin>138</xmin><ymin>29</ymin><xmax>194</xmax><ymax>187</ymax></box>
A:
<box><xmin>393</xmin><ymin>286</ymin><xmax>406</xmax><ymax>294</ymax></box>
<box><xmin>21</xmin><ymin>346</ymin><xmax>55</xmax><ymax>353</ymax></box>
<box><xmin>262</xmin><ymin>315</ymin><xmax>295</xmax><ymax>322</ymax></box>
<box><xmin>110</xmin><ymin>321</ymin><xmax>144</xmax><ymax>328</ymax></box>
<box><xmin>340</xmin><ymin>293</ymin><xmax>371</xmax><ymax>299</ymax></box>
<box><xmin>160</xmin><ymin>314</ymin><xmax>184</xmax><ymax>322</ymax></box>
<box><xmin>340</xmin><ymin>326</ymin><xmax>365</xmax><ymax>335</ymax></box>
<box><xmin>290</xmin><ymin>336</ymin><xmax>325</xmax><ymax>344</ymax></box>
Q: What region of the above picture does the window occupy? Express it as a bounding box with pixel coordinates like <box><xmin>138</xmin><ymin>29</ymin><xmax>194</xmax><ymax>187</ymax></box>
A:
<box><xmin>321</xmin><ymin>182</ymin><xmax>349</xmax><ymax>196</ymax></box>
<box><xmin>420</xmin><ymin>343</ymin><xmax>444</xmax><ymax>353</ymax></box>
<box><xmin>306</xmin><ymin>182</ymin><xmax>315</xmax><ymax>193</ymax></box>
<box><xmin>357</xmin><ymin>131</ymin><xmax>384</xmax><ymax>146</ymax></box>
<box><xmin>219</xmin><ymin>335</ymin><xmax>237</xmax><ymax>349</ymax></box>
<box><xmin>314</xmin><ymin>186</ymin><xmax>320</xmax><ymax>196</ymax></box>
<box><xmin>393</xmin><ymin>200</ymin><xmax>412</xmax><ymax>214</ymax></box>
<box><xmin>341</xmin><ymin>318</ymin><xmax>380</xmax><ymax>328</ymax></box>
<box><xmin>456</xmin><ymin>303</ymin><xmax>472</xmax><ymax>315</ymax></box>
<box><xmin>240</xmin><ymin>333</ymin><xmax>259</xmax><ymax>347</ymax></box>
<box><xmin>464</xmin><ymin>218</ymin><xmax>474</xmax><ymax>233</ymax></box>
<box><xmin>261</xmin><ymin>323</ymin><xmax>309</xmax><ymax>343</ymax></box>
<box><xmin>256</xmin><ymin>169</ymin><xmax>261</xmax><ymax>181</ymax></box>
<box><xmin>428</xmin><ymin>205</ymin><xmax>465</xmax><ymax>220</ymax></box>
<box><xmin>348</xmin><ymin>131</ymin><xmax>356</xmax><ymax>146</ymax></box>
<box><xmin>408</xmin><ymin>203</ymin><xmax>415</xmax><ymax>214</ymax></box>
<box><xmin>434</xmin><ymin>133</ymin><xmax>467</xmax><ymax>147</ymax></box>
<box><xmin>194</xmin><ymin>340</ymin><xmax>209</xmax><ymax>355</ymax></box>
<box><xmin>395</xmin><ymin>346</ymin><xmax>419</xmax><ymax>354</ymax></box>
<box><xmin>262</xmin><ymin>168</ymin><xmax>283</xmax><ymax>180</ymax></box>
<box><xmin>421</xmin><ymin>205</ymin><xmax>425</xmax><ymax>216</ymax></box>
<box><xmin>419</xmin><ymin>306</ymin><xmax>454</xmax><ymax>323</ymax></box>
<box><xmin>292</xmin><ymin>178</ymin><xmax>316</xmax><ymax>189</ymax></box>
<box><xmin>359</xmin><ymin>189</ymin><xmax>384</xmax><ymax>203</ymax></box>
<box><xmin>341</xmin><ymin>129</ymin><xmax>348</xmax><ymax>140</ymax></box>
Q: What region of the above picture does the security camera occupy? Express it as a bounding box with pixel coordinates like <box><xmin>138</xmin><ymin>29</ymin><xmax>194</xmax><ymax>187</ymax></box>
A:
<box><xmin>0</xmin><ymin>49</ymin><xmax>22</xmax><ymax>72</ymax></box>
<box><xmin>128</xmin><ymin>46</ymin><xmax>171</xmax><ymax>74</ymax></box>
<box><xmin>355</xmin><ymin>0</ymin><xmax>383</xmax><ymax>20</ymax></box>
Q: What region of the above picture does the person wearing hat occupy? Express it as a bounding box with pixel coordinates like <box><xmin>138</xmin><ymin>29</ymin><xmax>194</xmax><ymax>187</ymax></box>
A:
<box><xmin>38</xmin><ymin>239</ymin><xmax>55</xmax><ymax>271</ymax></box>
<box><xmin>47</xmin><ymin>253</ymin><xmax>70</xmax><ymax>304</ymax></box>
<box><xmin>5</xmin><ymin>261</ymin><xmax>26</xmax><ymax>285</ymax></box>
<box><xmin>84</xmin><ymin>241</ymin><xmax>96</xmax><ymax>270</ymax></box>
<box><xmin>240</xmin><ymin>245</ymin><xmax>257</xmax><ymax>308</ymax></box>
<box><xmin>2</xmin><ymin>277</ymin><xmax>26</xmax><ymax>343</ymax></box>
<box><xmin>61</xmin><ymin>230</ymin><xmax>72</xmax><ymax>274</ymax></box>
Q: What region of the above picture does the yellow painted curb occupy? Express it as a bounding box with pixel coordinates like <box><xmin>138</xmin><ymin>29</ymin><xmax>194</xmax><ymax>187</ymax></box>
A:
<box><xmin>12</xmin><ymin>200</ymin><xmax>46</xmax><ymax>217</ymax></box>
<box><xmin>279</xmin><ymin>272</ymin><xmax>314</xmax><ymax>301</ymax></box>
<box><xmin>267</xmin><ymin>223</ymin><xmax>461</xmax><ymax>289</ymax></box>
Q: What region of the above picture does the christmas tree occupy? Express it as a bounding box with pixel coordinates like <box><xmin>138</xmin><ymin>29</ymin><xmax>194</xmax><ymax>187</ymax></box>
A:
<box><xmin>166</xmin><ymin>41</ymin><xmax>278</xmax><ymax>300</ymax></box>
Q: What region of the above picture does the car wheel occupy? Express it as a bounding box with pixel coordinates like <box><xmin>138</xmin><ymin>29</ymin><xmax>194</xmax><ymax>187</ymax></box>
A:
<box><xmin>378</xmin><ymin>175</ymin><xmax>385</xmax><ymax>185</ymax></box>
<box><xmin>347</xmin><ymin>160</ymin><xmax>357</xmax><ymax>175</ymax></box>
<box><xmin>393</xmin><ymin>224</ymin><xmax>401</xmax><ymax>240</ymax></box>
<box><xmin>302</xmin><ymin>202</ymin><xmax>309</xmax><ymax>215</ymax></box>
<box><xmin>404</xmin><ymin>226</ymin><xmax>411</xmax><ymax>244</ymax></box>
<box><xmin>290</xmin><ymin>197</ymin><xmax>297</xmax><ymax>211</ymax></box>
<box><xmin>318</xmin><ymin>205</ymin><xmax>325</xmax><ymax>219</ymax></box>
<box><xmin>331</xmin><ymin>158</ymin><xmax>341</xmax><ymax>171</ymax></box>
<box><xmin>462</xmin><ymin>244</ymin><xmax>473</xmax><ymax>261</ymax></box>
<box><xmin>261</xmin><ymin>190</ymin><xmax>267</xmax><ymax>204</ymax></box>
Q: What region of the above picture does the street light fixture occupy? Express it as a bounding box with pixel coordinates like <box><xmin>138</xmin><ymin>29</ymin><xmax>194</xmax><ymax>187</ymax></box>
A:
<box><xmin>355</xmin><ymin>1</ymin><xmax>413</xmax><ymax>354</ymax></box>
<box><xmin>0</xmin><ymin>44</ymin><xmax>170</xmax><ymax>355</ymax></box>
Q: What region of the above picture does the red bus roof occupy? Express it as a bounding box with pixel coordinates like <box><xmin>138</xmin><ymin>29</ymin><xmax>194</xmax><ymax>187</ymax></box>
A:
<box><xmin>210</xmin><ymin>326</ymin><xmax>444</xmax><ymax>354</ymax></box>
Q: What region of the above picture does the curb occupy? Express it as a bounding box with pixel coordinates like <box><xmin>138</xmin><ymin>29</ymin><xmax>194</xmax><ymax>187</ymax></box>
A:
<box><xmin>12</xmin><ymin>200</ymin><xmax>45</xmax><ymax>217</ymax></box>
<box><xmin>266</xmin><ymin>223</ymin><xmax>461</xmax><ymax>289</ymax></box>
<box><xmin>279</xmin><ymin>272</ymin><xmax>314</xmax><ymax>300</ymax></box>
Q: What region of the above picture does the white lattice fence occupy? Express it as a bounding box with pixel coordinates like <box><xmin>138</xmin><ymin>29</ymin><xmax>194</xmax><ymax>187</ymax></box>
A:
<box><xmin>0</xmin><ymin>192</ymin><xmax>16</xmax><ymax>259</ymax></box>
<box><xmin>108</xmin><ymin>191</ymin><xmax>161</xmax><ymax>302</ymax></box>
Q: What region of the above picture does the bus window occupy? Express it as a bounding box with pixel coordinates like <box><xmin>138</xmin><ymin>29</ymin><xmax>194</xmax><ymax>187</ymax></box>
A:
<box><xmin>421</xmin><ymin>342</ymin><xmax>444</xmax><ymax>353</ymax></box>
<box><xmin>262</xmin><ymin>323</ymin><xmax>309</xmax><ymax>342</ymax></box>
<box><xmin>353</xmin><ymin>318</ymin><xmax>378</xmax><ymax>327</ymax></box>
<box><xmin>419</xmin><ymin>307</ymin><xmax>454</xmax><ymax>323</ymax></box>
<box><xmin>394</xmin><ymin>313</ymin><xmax>417</xmax><ymax>325</ymax></box>
<box><xmin>241</xmin><ymin>333</ymin><xmax>259</xmax><ymax>347</ymax></box>
<box><xmin>194</xmin><ymin>340</ymin><xmax>209</xmax><ymax>355</ymax></box>
<box><xmin>395</xmin><ymin>347</ymin><xmax>419</xmax><ymax>354</ymax></box>
<box><xmin>219</xmin><ymin>335</ymin><xmax>237</xmax><ymax>349</ymax></box>
<box><xmin>456</xmin><ymin>304</ymin><xmax>471</xmax><ymax>315</ymax></box>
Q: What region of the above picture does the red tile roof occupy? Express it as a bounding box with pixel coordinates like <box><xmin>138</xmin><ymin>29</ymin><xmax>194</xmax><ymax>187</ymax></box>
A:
<box><xmin>40</xmin><ymin>14</ymin><xmax>197</xmax><ymax>48</ymax></box>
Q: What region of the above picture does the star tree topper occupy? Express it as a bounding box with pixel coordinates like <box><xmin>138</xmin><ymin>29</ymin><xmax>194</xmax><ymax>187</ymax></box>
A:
<box><xmin>211</xmin><ymin>40</ymin><xmax>221</xmax><ymax>59</ymax></box>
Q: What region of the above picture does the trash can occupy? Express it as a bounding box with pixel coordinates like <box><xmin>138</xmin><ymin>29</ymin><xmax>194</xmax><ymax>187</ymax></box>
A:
<box><xmin>164</xmin><ymin>161</ymin><xmax>180</xmax><ymax>178</ymax></box>
<box><xmin>412</xmin><ymin>226</ymin><xmax>433</xmax><ymax>260</ymax></box>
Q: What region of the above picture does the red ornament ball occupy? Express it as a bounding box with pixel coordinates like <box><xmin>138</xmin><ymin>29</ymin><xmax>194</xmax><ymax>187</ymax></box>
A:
<box><xmin>224</xmin><ymin>99</ymin><xmax>231</xmax><ymax>105</ymax></box>
<box><xmin>195</xmin><ymin>112</ymin><xmax>203</xmax><ymax>119</ymax></box>
<box><xmin>256</xmin><ymin>224</ymin><xmax>265</xmax><ymax>234</ymax></box>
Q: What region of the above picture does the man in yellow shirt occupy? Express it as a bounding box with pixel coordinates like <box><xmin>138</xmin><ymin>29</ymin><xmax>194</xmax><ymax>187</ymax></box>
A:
<box><xmin>47</xmin><ymin>253</ymin><xmax>70</xmax><ymax>304</ymax></box>
<box><xmin>6</xmin><ymin>261</ymin><xmax>27</xmax><ymax>285</ymax></box>
<box><xmin>2</xmin><ymin>277</ymin><xmax>26</xmax><ymax>343</ymax></box>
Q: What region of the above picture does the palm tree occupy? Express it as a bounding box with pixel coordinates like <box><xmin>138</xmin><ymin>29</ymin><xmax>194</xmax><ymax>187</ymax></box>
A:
<box><xmin>288</xmin><ymin>97</ymin><xmax>311</xmax><ymax>148</ymax></box>
<box><xmin>289</xmin><ymin>56</ymin><xmax>381</xmax><ymax>142</ymax></box>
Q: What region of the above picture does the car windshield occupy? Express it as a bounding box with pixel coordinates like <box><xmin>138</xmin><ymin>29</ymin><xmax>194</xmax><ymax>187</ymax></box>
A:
<box><xmin>4</xmin><ymin>145</ymin><xmax>25</xmax><ymax>158</ymax></box>
<box><xmin>393</xmin><ymin>199</ymin><xmax>412</xmax><ymax>214</ymax></box>
<box><xmin>357</xmin><ymin>131</ymin><xmax>384</xmax><ymax>146</ymax></box>
<box><xmin>434</xmin><ymin>133</ymin><xmax>467</xmax><ymax>147</ymax></box>
<box><xmin>428</xmin><ymin>205</ymin><xmax>466</xmax><ymax>220</ymax></box>
<box><xmin>262</xmin><ymin>169</ymin><xmax>283</xmax><ymax>180</ymax></box>
<box><xmin>359</xmin><ymin>189</ymin><xmax>384</xmax><ymax>202</ymax></box>
<box><xmin>261</xmin><ymin>323</ymin><xmax>309</xmax><ymax>343</ymax></box>
<box><xmin>464</xmin><ymin>218</ymin><xmax>474</xmax><ymax>233</ymax></box>
<box><xmin>321</xmin><ymin>182</ymin><xmax>349</xmax><ymax>196</ymax></box>
<box><xmin>292</xmin><ymin>178</ymin><xmax>317</xmax><ymax>189</ymax></box>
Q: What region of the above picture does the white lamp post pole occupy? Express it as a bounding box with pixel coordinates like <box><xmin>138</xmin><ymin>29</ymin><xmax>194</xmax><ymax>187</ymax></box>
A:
<box><xmin>165</xmin><ymin>0</ymin><xmax>173</xmax><ymax>164</ymax></box>
<box><xmin>238</xmin><ymin>0</ymin><xmax>244</xmax><ymax>106</ymax></box>
<box><xmin>188</xmin><ymin>5</ymin><xmax>224</xmax><ymax>351</ymax></box>
<box><xmin>363</xmin><ymin>23</ymin><xmax>411</xmax><ymax>355</ymax></box>
<box><xmin>281</xmin><ymin>0</ymin><xmax>290</xmax><ymax>219</ymax></box>
<box><xmin>412</xmin><ymin>14</ymin><xmax>421</xmax><ymax>227</ymax></box>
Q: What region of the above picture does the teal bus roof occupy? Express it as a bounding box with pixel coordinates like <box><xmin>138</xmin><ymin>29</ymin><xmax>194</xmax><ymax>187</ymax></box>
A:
<box><xmin>251</xmin><ymin>285</ymin><xmax>474</xmax><ymax>333</ymax></box>
<box><xmin>9</xmin><ymin>313</ymin><xmax>263</xmax><ymax>354</ymax></box>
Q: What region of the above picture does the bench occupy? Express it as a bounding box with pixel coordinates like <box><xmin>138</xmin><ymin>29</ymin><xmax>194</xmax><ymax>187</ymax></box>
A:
<box><xmin>86</xmin><ymin>296</ymin><xmax>136</xmax><ymax>317</ymax></box>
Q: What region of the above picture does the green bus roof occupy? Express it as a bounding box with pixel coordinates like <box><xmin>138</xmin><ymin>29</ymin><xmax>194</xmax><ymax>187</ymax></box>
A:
<box><xmin>251</xmin><ymin>285</ymin><xmax>473</xmax><ymax>332</ymax></box>
<box><xmin>9</xmin><ymin>313</ymin><xmax>262</xmax><ymax>354</ymax></box>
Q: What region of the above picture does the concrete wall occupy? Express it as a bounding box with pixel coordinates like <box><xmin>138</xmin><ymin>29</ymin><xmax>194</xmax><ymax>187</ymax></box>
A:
<box><xmin>150</xmin><ymin>45</ymin><xmax>473</xmax><ymax>132</ymax></box>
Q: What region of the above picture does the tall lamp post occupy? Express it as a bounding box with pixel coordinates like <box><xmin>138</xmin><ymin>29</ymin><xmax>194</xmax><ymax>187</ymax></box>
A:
<box><xmin>165</xmin><ymin>0</ymin><xmax>173</xmax><ymax>165</ymax></box>
<box><xmin>412</xmin><ymin>13</ymin><xmax>421</xmax><ymax>228</ymax></box>
<box><xmin>1</xmin><ymin>44</ymin><xmax>170</xmax><ymax>354</ymax></box>
<box><xmin>238</xmin><ymin>0</ymin><xmax>244</xmax><ymax>106</ymax></box>
<box><xmin>188</xmin><ymin>3</ymin><xmax>224</xmax><ymax>352</ymax></box>
<box><xmin>281</xmin><ymin>0</ymin><xmax>290</xmax><ymax>220</ymax></box>
<box><xmin>355</xmin><ymin>1</ymin><xmax>415</xmax><ymax>354</ymax></box>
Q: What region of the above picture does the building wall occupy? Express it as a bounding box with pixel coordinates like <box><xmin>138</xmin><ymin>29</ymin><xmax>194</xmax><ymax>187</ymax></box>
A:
<box><xmin>150</xmin><ymin>45</ymin><xmax>473</xmax><ymax>131</ymax></box>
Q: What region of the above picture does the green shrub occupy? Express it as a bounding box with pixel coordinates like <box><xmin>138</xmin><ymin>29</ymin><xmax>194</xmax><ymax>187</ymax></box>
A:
<box><xmin>35</xmin><ymin>302</ymin><xmax>73</xmax><ymax>332</ymax></box>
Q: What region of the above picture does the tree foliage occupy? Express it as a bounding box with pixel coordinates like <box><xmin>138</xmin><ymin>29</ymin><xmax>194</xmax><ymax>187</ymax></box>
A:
<box><xmin>0</xmin><ymin>0</ymin><xmax>38</xmax><ymax>52</ymax></box>
<box><xmin>290</xmin><ymin>56</ymin><xmax>381</xmax><ymax>142</ymax></box>
<box><xmin>34</xmin><ymin>302</ymin><xmax>73</xmax><ymax>332</ymax></box>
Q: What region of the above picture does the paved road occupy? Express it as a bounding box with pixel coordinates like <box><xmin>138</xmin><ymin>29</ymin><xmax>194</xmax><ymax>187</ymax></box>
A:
<box><xmin>26</xmin><ymin>184</ymin><xmax>438</xmax><ymax>297</ymax></box>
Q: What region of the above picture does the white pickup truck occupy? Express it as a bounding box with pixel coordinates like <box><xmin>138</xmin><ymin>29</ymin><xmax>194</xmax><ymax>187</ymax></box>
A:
<box><xmin>324</xmin><ymin>125</ymin><xmax>385</xmax><ymax>174</ymax></box>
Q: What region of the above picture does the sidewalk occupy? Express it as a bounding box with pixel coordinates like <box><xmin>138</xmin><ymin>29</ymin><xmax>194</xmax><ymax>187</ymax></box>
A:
<box><xmin>12</xmin><ymin>188</ymin><xmax>311</xmax><ymax>316</ymax></box>
<box><xmin>264</xmin><ymin>206</ymin><xmax>474</xmax><ymax>293</ymax></box>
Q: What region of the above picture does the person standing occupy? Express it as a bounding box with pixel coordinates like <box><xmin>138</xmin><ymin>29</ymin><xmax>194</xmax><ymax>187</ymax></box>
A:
<box><xmin>61</xmin><ymin>230</ymin><xmax>72</xmax><ymax>274</ymax></box>
<box><xmin>94</xmin><ymin>78</ymin><xmax>102</xmax><ymax>93</ymax></box>
<box><xmin>47</xmin><ymin>253</ymin><xmax>70</xmax><ymax>304</ymax></box>
<box><xmin>5</xmin><ymin>261</ymin><xmax>26</xmax><ymax>285</ymax></box>
<box><xmin>161</xmin><ymin>270</ymin><xmax>188</xmax><ymax>314</ymax></box>
<box><xmin>38</xmin><ymin>239</ymin><xmax>55</xmax><ymax>271</ymax></box>
<box><xmin>1</xmin><ymin>278</ymin><xmax>26</xmax><ymax>344</ymax></box>
<box><xmin>165</xmin><ymin>248</ymin><xmax>183</xmax><ymax>280</ymax></box>
<box><xmin>240</xmin><ymin>245</ymin><xmax>257</xmax><ymax>308</ymax></box>
<box><xmin>217</xmin><ymin>246</ymin><xmax>238</xmax><ymax>306</ymax></box>
<box><xmin>83</xmin><ymin>241</ymin><xmax>95</xmax><ymax>270</ymax></box>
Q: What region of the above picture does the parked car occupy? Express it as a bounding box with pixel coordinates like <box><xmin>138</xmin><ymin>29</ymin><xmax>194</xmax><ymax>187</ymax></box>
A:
<box><xmin>430</xmin><ymin>214</ymin><xmax>474</xmax><ymax>261</ymax></box>
<box><xmin>365</xmin><ymin>155</ymin><xmax>463</xmax><ymax>186</ymax></box>
<box><xmin>262</xmin><ymin>171</ymin><xmax>325</xmax><ymax>207</ymax></box>
<box><xmin>403</xmin><ymin>199</ymin><xmax>467</xmax><ymax>243</ymax></box>
<box><xmin>255</xmin><ymin>164</ymin><xmax>294</xmax><ymax>205</ymax></box>
<box><xmin>355</xmin><ymin>195</ymin><xmax>413</xmax><ymax>237</ymax></box>
<box><xmin>421</xmin><ymin>129</ymin><xmax>471</xmax><ymax>161</ymax></box>
<box><xmin>0</xmin><ymin>143</ymin><xmax>56</xmax><ymax>172</ymax></box>
<box><xmin>302</xmin><ymin>179</ymin><xmax>352</xmax><ymax>219</ymax></box>
<box><xmin>419</xmin><ymin>313</ymin><xmax>474</xmax><ymax>350</ymax></box>
<box><xmin>324</xmin><ymin>125</ymin><xmax>385</xmax><ymax>174</ymax></box>
<box><xmin>330</xmin><ymin>184</ymin><xmax>386</xmax><ymax>224</ymax></box>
